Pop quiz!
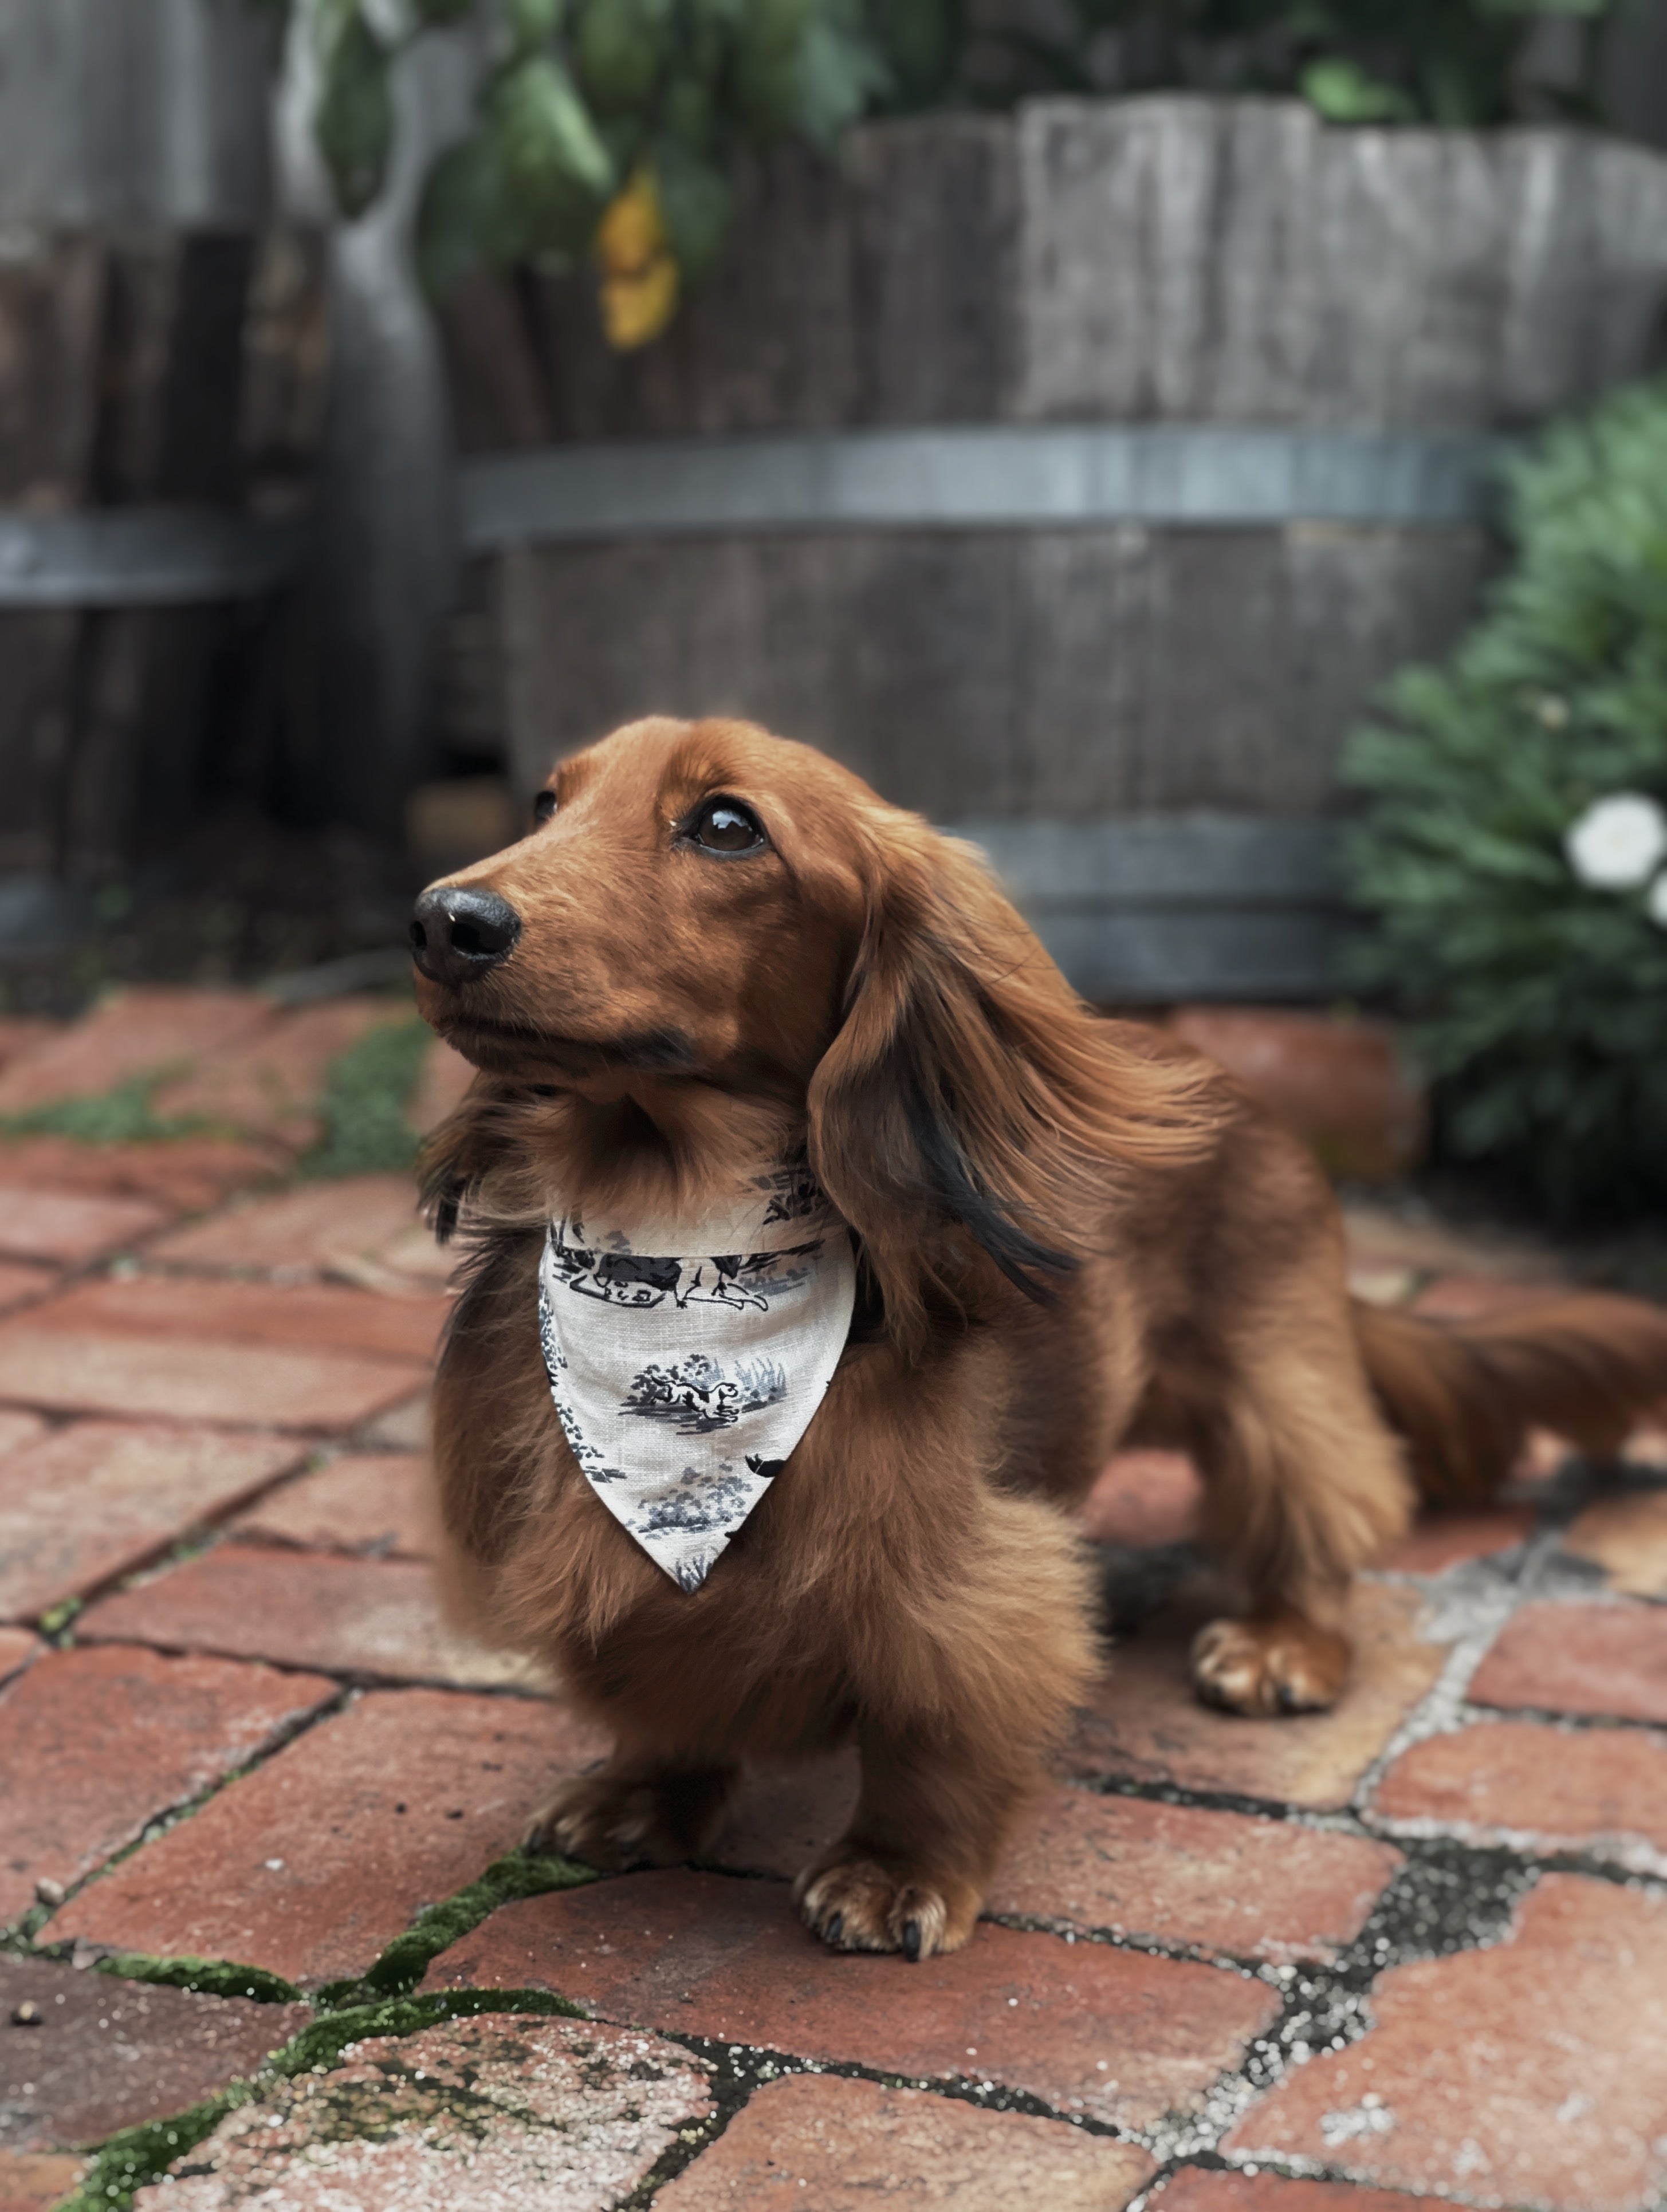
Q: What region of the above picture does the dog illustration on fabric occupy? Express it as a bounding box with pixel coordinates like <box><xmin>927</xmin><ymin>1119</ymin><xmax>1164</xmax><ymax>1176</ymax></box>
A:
<box><xmin>623</xmin><ymin>1353</ymin><xmax>788</xmax><ymax>1435</ymax></box>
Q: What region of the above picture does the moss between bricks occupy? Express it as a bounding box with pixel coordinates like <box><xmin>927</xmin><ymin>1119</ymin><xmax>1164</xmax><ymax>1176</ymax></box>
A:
<box><xmin>95</xmin><ymin>1953</ymin><xmax>303</xmax><ymax>2006</ymax></box>
<box><xmin>302</xmin><ymin>1016</ymin><xmax>432</xmax><ymax>1179</ymax></box>
<box><xmin>313</xmin><ymin>1849</ymin><xmax>599</xmax><ymax>2008</ymax></box>
<box><xmin>0</xmin><ymin>1071</ymin><xmax>209</xmax><ymax>1146</ymax></box>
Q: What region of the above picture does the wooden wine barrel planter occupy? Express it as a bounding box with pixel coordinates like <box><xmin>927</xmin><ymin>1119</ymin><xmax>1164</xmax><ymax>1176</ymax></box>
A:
<box><xmin>439</xmin><ymin>99</ymin><xmax>1667</xmax><ymax>999</ymax></box>
<box><xmin>0</xmin><ymin>1</ymin><xmax>305</xmax><ymax>907</ymax></box>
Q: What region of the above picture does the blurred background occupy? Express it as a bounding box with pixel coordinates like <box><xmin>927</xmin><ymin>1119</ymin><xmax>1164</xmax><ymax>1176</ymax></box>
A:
<box><xmin>2</xmin><ymin>0</ymin><xmax>1667</xmax><ymax>1241</ymax></box>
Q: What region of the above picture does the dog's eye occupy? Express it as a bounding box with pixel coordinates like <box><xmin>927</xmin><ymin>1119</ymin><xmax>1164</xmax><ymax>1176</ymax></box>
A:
<box><xmin>690</xmin><ymin>798</ymin><xmax>767</xmax><ymax>856</ymax></box>
<box><xmin>532</xmin><ymin>790</ymin><xmax>557</xmax><ymax>827</ymax></box>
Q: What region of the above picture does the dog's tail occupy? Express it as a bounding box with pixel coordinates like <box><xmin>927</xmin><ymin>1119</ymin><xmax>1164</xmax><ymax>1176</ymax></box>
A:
<box><xmin>1352</xmin><ymin>1291</ymin><xmax>1667</xmax><ymax>1506</ymax></box>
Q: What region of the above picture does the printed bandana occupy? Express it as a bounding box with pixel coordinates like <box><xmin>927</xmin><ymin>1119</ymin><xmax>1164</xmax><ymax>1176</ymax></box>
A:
<box><xmin>537</xmin><ymin>1164</ymin><xmax>856</xmax><ymax>1591</ymax></box>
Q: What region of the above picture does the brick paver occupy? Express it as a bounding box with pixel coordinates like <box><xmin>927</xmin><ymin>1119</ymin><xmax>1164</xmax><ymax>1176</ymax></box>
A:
<box><xmin>1468</xmin><ymin>1599</ymin><xmax>1667</xmax><ymax>1722</ymax></box>
<box><xmin>0</xmin><ymin>1410</ymin><xmax>46</xmax><ymax>1457</ymax></box>
<box><xmin>49</xmin><ymin>1687</ymin><xmax>607</xmax><ymax>1985</ymax></box>
<box><xmin>1562</xmin><ymin>1489</ymin><xmax>1667</xmax><ymax>1597</ymax></box>
<box><xmin>233</xmin><ymin>1451</ymin><xmax>431</xmax><ymax>1556</ymax></box>
<box><xmin>128</xmin><ymin>2017</ymin><xmax>713</xmax><ymax>2212</ymax></box>
<box><xmin>148</xmin><ymin>1176</ymin><xmax>424</xmax><ymax>1278</ymax></box>
<box><xmin>29</xmin><ymin>1274</ymin><xmax>447</xmax><ymax>1366</ymax></box>
<box><xmin>0</xmin><ymin>1261</ymin><xmax>58</xmax><ymax>1316</ymax></box>
<box><xmin>1372</xmin><ymin>1719</ymin><xmax>1667</xmax><ymax>1861</ymax></box>
<box><xmin>1376</xmin><ymin>1506</ymin><xmax>1537</xmax><ymax>1575</ymax></box>
<box><xmin>0</xmin><ymin>1645</ymin><xmax>335</xmax><ymax>1927</ymax></box>
<box><xmin>716</xmin><ymin>1763</ymin><xmax>1400</xmax><ymax>1964</ymax></box>
<box><xmin>150</xmin><ymin>998</ymin><xmax>403</xmax><ymax>1151</ymax></box>
<box><xmin>0</xmin><ymin>990</ymin><xmax>275</xmax><ymax>1113</ymax></box>
<box><xmin>1080</xmin><ymin>1450</ymin><xmax>1203</xmax><ymax>1547</ymax></box>
<box><xmin>0</xmin><ymin>1954</ymin><xmax>310</xmax><ymax>2154</ymax></box>
<box><xmin>1067</xmin><ymin>1585</ymin><xmax>1450</xmax><ymax>1812</ymax></box>
<box><xmin>0</xmin><ymin>1133</ymin><xmax>280</xmax><ymax>1213</ymax></box>
<box><xmin>0</xmin><ymin>1422</ymin><xmax>305</xmax><ymax>1621</ymax></box>
<box><xmin>422</xmin><ymin>1869</ymin><xmax>1279</xmax><ymax>2131</ymax></box>
<box><xmin>77</xmin><ymin>1545</ymin><xmax>538</xmax><ymax>1689</ymax></box>
<box><xmin>0</xmin><ymin>1629</ymin><xmax>41</xmax><ymax>1684</ymax></box>
<box><xmin>1228</xmin><ymin>1875</ymin><xmax>1667</xmax><ymax>2212</ymax></box>
<box><xmin>0</xmin><ymin>2149</ymin><xmax>86</xmax><ymax>2210</ymax></box>
<box><xmin>655</xmin><ymin>2074</ymin><xmax>1155</xmax><ymax>2210</ymax></box>
<box><xmin>0</xmin><ymin>1188</ymin><xmax>170</xmax><ymax>1266</ymax></box>
<box><xmin>0</xmin><ymin>1324</ymin><xmax>425</xmax><ymax>1429</ymax></box>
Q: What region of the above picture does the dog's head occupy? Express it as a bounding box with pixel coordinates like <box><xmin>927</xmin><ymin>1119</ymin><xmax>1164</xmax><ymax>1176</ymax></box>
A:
<box><xmin>412</xmin><ymin>715</ymin><xmax>1215</xmax><ymax>1341</ymax></box>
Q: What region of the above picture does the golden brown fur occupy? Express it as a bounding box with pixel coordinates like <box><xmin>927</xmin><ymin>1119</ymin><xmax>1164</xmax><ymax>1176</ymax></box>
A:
<box><xmin>413</xmin><ymin>716</ymin><xmax>1667</xmax><ymax>1958</ymax></box>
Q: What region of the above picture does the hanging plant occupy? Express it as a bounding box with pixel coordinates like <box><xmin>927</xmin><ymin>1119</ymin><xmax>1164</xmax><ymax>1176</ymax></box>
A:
<box><xmin>258</xmin><ymin>0</ymin><xmax>964</xmax><ymax>348</ymax></box>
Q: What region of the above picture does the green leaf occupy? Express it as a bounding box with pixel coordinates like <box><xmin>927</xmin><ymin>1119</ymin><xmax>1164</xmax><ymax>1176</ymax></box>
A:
<box><xmin>314</xmin><ymin>5</ymin><xmax>394</xmax><ymax>219</ymax></box>
<box><xmin>487</xmin><ymin>52</ymin><xmax>615</xmax><ymax>258</ymax></box>
<box><xmin>793</xmin><ymin>0</ymin><xmax>890</xmax><ymax>148</ymax></box>
<box><xmin>734</xmin><ymin>0</ymin><xmax>813</xmax><ymax>139</ymax></box>
<box><xmin>410</xmin><ymin>0</ymin><xmax>477</xmax><ymax>24</ymax></box>
<box><xmin>1299</xmin><ymin>56</ymin><xmax>1416</xmax><ymax>123</ymax></box>
<box><xmin>573</xmin><ymin>0</ymin><xmax>671</xmax><ymax>111</ymax></box>
<box><xmin>653</xmin><ymin>138</ymin><xmax>734</xmax><ymax>284</ymax></box>
<box><xmin>869</xmin><ymin>0</ymin><xmax>963</xmax><ymax>108</ymax></box>
<box><xmin>504</xmin><ymin>0</ymin><xmax>564</xmax><ymax>46</ymax></box>
<box><xmin>415</xmin><ymin>131</ymin><xmax>504</xmax><ymax>298</ymax></box>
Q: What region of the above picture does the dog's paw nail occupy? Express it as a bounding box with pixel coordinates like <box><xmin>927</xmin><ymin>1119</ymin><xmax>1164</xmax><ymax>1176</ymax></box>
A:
<box><xmin>824</xmin><ymin>1911</ymin><xmax>844</xmax><ymax>1945</ymax></box>
<box><xmin>902</xmin><ymin>1918</ymin><xmax>922</xmax><ymax>1962</ymax></box>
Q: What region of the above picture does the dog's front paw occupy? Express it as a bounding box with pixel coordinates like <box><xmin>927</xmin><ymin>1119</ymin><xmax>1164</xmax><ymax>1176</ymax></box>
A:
<box><xmin>1190</xmin><ymin>1614</ymin><xmax>1350</xmax><ymax>1716</ymax></box>
<box><xmin>523</xmin><ymin>1768</ymin><xmax>731</xmax><ymax>1872</ymax></box>
<box><xmin>793</xmin><ymin>1848</ymin><xmax>979</xmax><ymax>1961</ymax></box>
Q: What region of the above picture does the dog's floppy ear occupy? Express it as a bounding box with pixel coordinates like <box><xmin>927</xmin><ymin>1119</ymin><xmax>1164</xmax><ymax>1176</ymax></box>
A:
<box><xmin>807</xmin><ymin>815</ymin><xmax>1217</xmax><ymax>1350</ymax></box>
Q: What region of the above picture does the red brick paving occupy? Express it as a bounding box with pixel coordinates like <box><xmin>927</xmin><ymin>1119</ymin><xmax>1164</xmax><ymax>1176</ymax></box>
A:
<box><xmin>656</xmin><ymin>2074</ymin><xmax>1155</xmax><ymax>2210</ymax></box>
<box><xmin>148</xmin><ymin>1175</ymin><xmax>421</xmax><ymax>1278</ymax></box>
<box><xmin>32</xmin><ymin>1272</ymin><xmax>447</xmax><ymax>1366</ymax></box>
<box><xmin>423</xmin><ymin>1869</ymin><xmax>1280</xmax><ymax>2131</ymax></box>
<box><xmin>77</xmin><ymin>1544</ymin><xmax>538</xmax><ymax>1688</ymax></box>
<box><xmin>716</xmin><ymin>1763</ymin><xmax>1401</xmax><ymax>1965</ymax></box>
<box><xmin>150</xmin><ymin>998</ymin><xmax>404</xmax><ymax>1152</ymax></box>
<box><xmin>0</xmin><ymin>2149</ymin><xmax>86</xmax><ymax>2211</ymax></box>
<box><xmin>0</xmin><ymin>990</ymin><xmax>274</xmax><ymax>1114</ymax></box>
<box><xmin>1228</xmin><ymin>1874</ymin><xmax>1667</xmax><ymax>2212</ymax></box>
<box><xmin>1080</xmin><ymin>1450</ymin><xmax>1203</xmax><ymax>1548</ymax></box>
<box><xmin>0</xmin><ymin>1422</ymin><xmax>305</xmax><ymax>1621</ymax></box>
<box><xmin>1373</xmin><ymin>1719</ymin><xmax>1667</xmax><ymax>1859</ymax></box>
<box><xmin>5</xmin><ymin>986</ymin><xmax>1666</xmax><ymax>2209</ymax></box>
<box><xmin>0</xmin><ymin>1953</ymin><xmax>310</xmax><ymax>2152</ymax></box>
<box><xmin>1067</xmin><ymin>1585</ymin><xmax>1450</xmax><ymax>1812</ymax></box>
<box><xmin>0</xmin><ymin>1324</ymin><xmax>424</xmax><ymax>1429</ymax></box>
<box><xmin>49</xmin><ymin>1687</ymin><xmax>608</xmax><ymax>1986</ymax></box>
<box><xmin>0</xmin><ymin>1187</ymin><xmax>169</xmax><ymax>1266</ymax></box>
<box><xmin>1469</xmin><ymin>1599</ymin><xmax>1667</xmax><ymax>1723</ymax></box>
<box><xmin>1375</xmin><ymin>1506</ymin><xmax>1537</xmax><ymax>1575</ymax></box>
<box><xmin>232</xmin><ymin>1451</ymin><xmax>431</xmax><ymax>1557</ymax></box>
<box><xmin>0</xmin><ymin>1134</ymin><xmax>280</xmax><ymax>1214</ymax></box>
<box><xmin>0</xmin><ymin>1262</ymin><xmax>57</xmax><ymax>1316</ymax></box>
<box><xmin>0</xmin><ymin>1644</ymin><xmax>334</xmax><ymax>1926</ymax></box>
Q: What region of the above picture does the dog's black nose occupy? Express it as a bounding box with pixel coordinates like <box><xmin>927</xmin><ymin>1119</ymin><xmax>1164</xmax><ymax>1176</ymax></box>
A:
<box><xmin>409</xmin><ymin>885</ymin><xmax>521</xmax><ymax>985</ymax></box>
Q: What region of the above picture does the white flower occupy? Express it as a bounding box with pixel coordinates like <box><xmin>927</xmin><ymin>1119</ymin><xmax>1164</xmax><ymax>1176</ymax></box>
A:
<box><xmin>1648</xmin><ymin>874</ymin><xmax>1667</xmax><ymax>930</ymax></box>
<box><xmin>1565</xmin><ymin>793</ymin><xmax>1667</xmax><ymax>890</ymax></box>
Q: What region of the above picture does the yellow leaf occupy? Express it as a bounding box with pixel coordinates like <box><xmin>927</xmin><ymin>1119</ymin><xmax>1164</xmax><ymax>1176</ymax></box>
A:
<box><xmin>600</xmin><ymin>254</ymin><xmax>681</xmax><ymax>350</ymax></box>
<box><xmin>596</xmin><ymin>166</ymin><xmax>667</xmax><ymax>279</ymax></box>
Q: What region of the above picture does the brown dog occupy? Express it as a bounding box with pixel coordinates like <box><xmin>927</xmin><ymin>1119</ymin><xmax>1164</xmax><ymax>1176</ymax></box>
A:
<box><xmin>411</xmin><ymin>715</ymin><xmax>1667</xmax><ymax>1960</ymax></box>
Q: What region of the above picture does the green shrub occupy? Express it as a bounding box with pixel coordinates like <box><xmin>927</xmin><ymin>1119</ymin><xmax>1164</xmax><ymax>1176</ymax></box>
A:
<box><xmin>1344</xmin><ymin>376</ymin><xmax>1667</xmax><ymax>1217</ymax></box>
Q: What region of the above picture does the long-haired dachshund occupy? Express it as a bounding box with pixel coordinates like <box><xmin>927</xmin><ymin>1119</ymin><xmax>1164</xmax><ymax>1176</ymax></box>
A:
<box><xmin>411</xmin><ymin>716</ymin><xmax>1667</xmax><ymax>1960</ymax></box>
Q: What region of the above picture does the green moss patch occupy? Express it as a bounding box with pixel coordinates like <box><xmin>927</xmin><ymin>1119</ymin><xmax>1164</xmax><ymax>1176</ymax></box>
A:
<box><xmin>302</xmin><ymin>1016</ymin><xmax>432</xmax><ymax>1179</ymax></box>
<box><xmin>95</xmin><ymin>1953</ymin><xmax>304</xmax><ymax>2006</ymax></box>
<box><xmin>316</xmin><ymin>1849</ymin><xmax>599</xmax><ymax>2008</ymax></box>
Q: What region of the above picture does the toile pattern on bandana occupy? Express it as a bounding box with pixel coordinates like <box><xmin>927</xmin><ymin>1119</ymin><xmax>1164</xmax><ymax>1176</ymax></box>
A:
<box><xmin>537</xmin><ymin>1163</ymin><xmax>856</xmax><ymax>1591</ymax></box>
